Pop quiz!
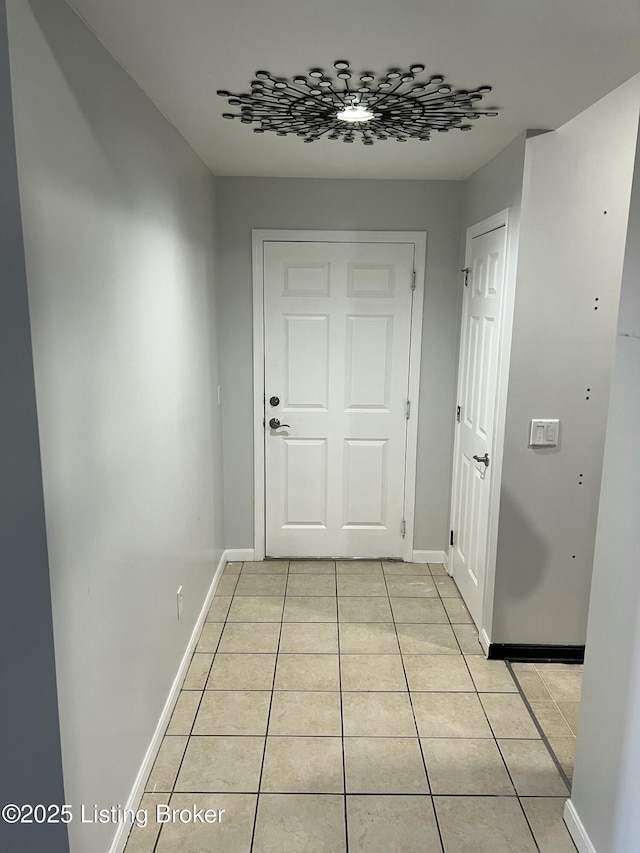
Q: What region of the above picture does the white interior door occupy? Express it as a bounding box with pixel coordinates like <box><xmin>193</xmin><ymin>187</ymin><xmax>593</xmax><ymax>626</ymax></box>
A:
<box><xmin>263</xmin><ymin>239</ymin><xmax>416</xmax><ymax>558</ymax></box>
<box><xmin>450</xmin><ymin>223</ymin><xmax>507</xmax><ymax>626</ymax></box>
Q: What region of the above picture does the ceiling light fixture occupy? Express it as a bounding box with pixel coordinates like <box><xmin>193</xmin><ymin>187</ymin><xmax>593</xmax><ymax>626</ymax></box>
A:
<box><xmin>217</xmin><ymin>61</ymin><xmax>498</xmax><ymax>145</ymax></box>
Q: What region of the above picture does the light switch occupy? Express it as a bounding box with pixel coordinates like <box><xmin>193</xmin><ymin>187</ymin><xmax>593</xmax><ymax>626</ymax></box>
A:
<box><xmin>529</xmin><ymin>419</ymin><xmax>559</xmax><ymax>447</ymax></box>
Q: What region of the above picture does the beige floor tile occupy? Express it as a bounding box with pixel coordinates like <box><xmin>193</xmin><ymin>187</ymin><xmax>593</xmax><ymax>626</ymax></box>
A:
<box><xmin>340</xmin><ymin>654</ymin><xmax>406</xmax><ymax>691</ymax></box>
<box><xmin>227</xmin><ymin>596</ymin><xmax>284</xmax><ymax>622</ymax></box>
<box><xmin>397</xmin><ymin>623</ymin><xmax>460</xmax><ymax>655</ymax></box>
<box><xmin>216</xmin><ymin>575</ymin><xmax>239</xmax><ymax>595</ymax></box>
<box><xmin>521</xmin><ymin>797</ymin><xmax>579</xmax><ymax>853</ymax></box>
<box><xmin>343</xmin><ymin>691</ymin><xmax>417</xmax><ymax>736</ymax></box>
<box><xmin>498</xmin><ymin>739</ymin><xmax>569</xmax><ymax>795</ymax></box>
<box><xmin>253</xmin><ymin>794</ymin><xmax>345</xmax><ymax>853</ymax></box>
<box><xmin>286</xmin><ymin>574</ymin><xmax>337</xmax><ymax>596</ymax></box>
<box><xmin>464</xmin><ymin>656</ymin><xmax>518</xmax><ymax>692</ymax></box>
<box><xmin>196</xmin><ymin>622</ymin><xmax>224</xmax><ymax>653</ymax></box>
<box><xmin>269</xmin><ymin>691</ymin><xmax>342</xmax><ymax>735</ymax></box>
<box><xmin>234</xmin><ymin>574</ymin><xmax>288</xmax><ymax>596</ymax></box>
<box><xmin>514</xmin><ymin>669</ymin><xmax>553</xmax><ymax>700</ymax></box>
<box><xmin>279</xmin><ymin>622</ymin><xmax>339</xmax><ymax>653</ymax></box>
<box><xmin>338</xmin><ymin>596</ymin><xmax>393</xmax><ymax>622</ymax></box>
<box><xmin>145</xmin><ymin>736</ymin><xmax>188</xmax><ymax>793</ymax></box>
<box><xmin>403</xmin><ymin>655</ymin><xmax>475</xmax><ymax>692</ymax></box>
<box><xmin>123</xmin><ymin>793</ymin><xmax>169</xmax><ymax>853</ymax></box>
<box><xmin>336</xmin><ymin>560</ymin><xmax>383</xmax><ymax>574</ymax></box>
<box><xmin>217</xmin><ymin>622</ymin><xmax>281</xmax><ymax>654</ymax></box>
<box><xmin>242</xmin><ymin>561</ymin><xmax>289</xmax><ymax>574</ymax></box>
<box><xmin>382</xmin><ymin>561</ymin><xmax>431</xmax><ymax>575</ymax></box>
<box><xmin>538</xmin><ymin>669</ymin><xmax>583</xmax><ymax>702</ymax></box>
<box><xmin>206</xmin><ymin>595</ymin><xmax>232</xmax><ymax>622</ymax></box>
<box><xmin>411</xmin><ymin>692</ymin><xmax>493</xmax><ymax>738</ymax></box>
<box><xmin>223</xmin><ymin>561</ymin><xmax>243</xmax><ymax>574</ymax></box>
<box><xmin>390</xmin><ymin>597</ymin><xmax>449</xmax><ymax>623</ymax></box>
<box><xmin>192</xmin><ymin>691</ymin><xmax>271</xmax><ymax>735</ymax></box>
<box><xmin>274</xmin><ymin>653</ymin><xmax>340</xmax><ymax>690</ymax></box>
<box><xmin>428</xmin><ymin>562</ymin><xmax>447</xmax><ymax>575</ymax></box>
<box><xmin>479</xmin><ymin>693</ymin><xmax>540</xmax><ymax>738</ymax></box>
<box><xmin>347</xmin><ymin>795</ymin><xmax>441</xmax><ymax>852</ymax></box>
<box><xmin>535</xmin><ymin>662</ymin><xmax>583</xmax><ymax>672</ymax></box>
<box><xmin>183</xmin><ymin>654</ymin><xmax>213</xmax><ymax>690</ymax></box>
<box><xmin>422</xmin><ymin>738</ymin><xmax>514</xmax><ymax>795</ymax></box>
<box><xmin>288</xmin><ymin>559</ymin><xmax>336</xmax><ymax>573</ymax></box>
<box><xmin>442</xmin><ymin>597</ymin><xmax>474</xmax><ymax>623</ymax></box>
<box><xmin>434</xmin><ymin>796</ymin><xmax>537</xmax><ymax>852</ymax></box>
<box><xmin>166</xmin><ymin>692</ymin><xmax>201</xmax><ymax>736</ymax></box>
<box><xmin>385</xmin><ymin>576</ymin><xmax>438</xmax><ymax>597</ymax></box>
<box><xmin>529</xmin><ymin>700</ymin><xmax>574</xmax><ymax>737</ymax></box>
<box><xmin>337</xmin><ymin>575</ymin><xmax>388</xmax><ymax>596</ymax></box>
<box><xmin>339</xmin><ymin>622</ymin><xmax>399</xmax><ymax>654</ymax></box>
<box><xmin>283</xmin><ymin>596</ymin><xmax>337</xmax><ymax>622</ymax></box>
<box><xmin>547</xmin><ymin>736</ymin><xmax>577</xmax><ymax>780</ymax></box>
<box><xmin>452</xmin><ymin>624</ymin><xmax>484</xmax><ymax>655</ymax></box>
<box><xmin>155</xmin><ymin>793</ymin><xmax>256</xmax><ymax>853</ymax></box>
<box><xmin>433</xmin><ymin>576</ymin><xmax>462</xmax><ymax>598</ymax></box>
<box><xmin>344</xmin><ymin>738</ymin><xmax>429</xmax><ymax>794</ymax></box>
<box><xmin>557</xmin><ymin>700</ymin><xmax>581</xmax><ymax>735</ymax></box>
<box><xmin>174</xmin><ymin>736</ymin><xmax>264</xmax><ymax>792</ymax></box>
<box><xmin>206</xmin><ymin>653</ymin><xmax>276</xmax><ymax>691</ymax></box>
<box><xmin>261</xmin><ymin>736</ymin><xmax>343</xmax><ymax>793</ymax></box>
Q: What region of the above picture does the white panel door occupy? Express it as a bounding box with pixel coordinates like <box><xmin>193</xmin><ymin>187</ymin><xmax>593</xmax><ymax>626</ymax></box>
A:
<box><xmin>451</xmin><ymin>225</ymin><xmax>507</xmax><ymax>626</ymax></box>
<box><xmin>264</xmin><ymin>240</ymin><xmax>415</xmax><ymax>558</ymax></box>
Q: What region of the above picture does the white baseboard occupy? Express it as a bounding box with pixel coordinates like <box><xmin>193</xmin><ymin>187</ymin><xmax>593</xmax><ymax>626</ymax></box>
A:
<box><xmin>225</xmin><ymin>548</ymin><xmax>255</xmax><ymax>562</ymax></box>
<box><xmin>479</xmin><ymin>628</ymin><xmax>491</xmax><ymax>656</ymax></box>
<box><xmin>108</xmin><ymin>549</ymin><xmax>228</xmax><ymax>853</ymax></box>
<box><xmin>442</xmin><ymin>549</ymin><xmax>450</xmax><ymax>572</ymax></box>
<box><xmin>564</xmin><ymin>799</ymin><xmax>597</xmax><ymax>853</ymax></box>
<box><xmin>412</xmin><ymin>550</ymin><xmax>446</xmax><ymax>564</ymax></box>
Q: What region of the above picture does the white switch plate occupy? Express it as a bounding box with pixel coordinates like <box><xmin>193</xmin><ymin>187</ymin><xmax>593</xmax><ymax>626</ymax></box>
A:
<box><xmin>529</xmin><ymin>419</ymin><xmax>560</xmax><ymax>447</ymax></box>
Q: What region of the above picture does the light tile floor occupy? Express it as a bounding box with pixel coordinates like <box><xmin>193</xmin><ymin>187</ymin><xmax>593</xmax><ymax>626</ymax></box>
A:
<box><xmin>124</xmin><ymin>560</ymin><xmax>577</xmax><ymax>852</ymax></box>
<box><xmin>511</xmin><ymin>662</ymin><xmax>583</xmax><ymax>785</ymax></box>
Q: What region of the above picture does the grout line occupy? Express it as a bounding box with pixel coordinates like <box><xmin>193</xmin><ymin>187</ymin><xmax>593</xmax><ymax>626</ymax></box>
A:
<box><xmin>506</xmin><ymin>661</ymin><xmax>573</xmax><ymax>791</ymax></box>
<box><xmin>336</xmin><ymin>562</ymin><xmax>350</xmax><ymax>853</ymax></box>
<box><xmin>248</xmin><ymin>561</ymin><xmax>286</xmax><ymax>852</ymax></box>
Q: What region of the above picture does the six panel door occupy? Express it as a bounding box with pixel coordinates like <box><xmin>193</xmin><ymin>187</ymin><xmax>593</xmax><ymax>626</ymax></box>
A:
<box><xmin>263</xmin><ymin>240</ymin><xmax>415</xmax><ymax>558</ymax></box>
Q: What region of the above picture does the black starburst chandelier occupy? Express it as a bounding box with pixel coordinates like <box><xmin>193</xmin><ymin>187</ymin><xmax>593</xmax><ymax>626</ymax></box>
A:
<box><xmin>217</xmin><ymin>61</ymin><xmax>498</xmax><ymax>145</ymax></box>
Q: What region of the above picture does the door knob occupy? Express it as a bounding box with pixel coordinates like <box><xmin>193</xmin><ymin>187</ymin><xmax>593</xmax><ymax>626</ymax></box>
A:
<box><xmin>473</xmin><ymin>453</ymin><xmax>490</xmax><ymax>467</ymax></box>
<box><xmin>269</xmin><ymin>396</ymin><xmax>280</xmax><ymax>406</ymax></box>
<box><xmin>269</xmin><ymin>418</ymin><xmax>290</xmax><ymax>429</ymax></box>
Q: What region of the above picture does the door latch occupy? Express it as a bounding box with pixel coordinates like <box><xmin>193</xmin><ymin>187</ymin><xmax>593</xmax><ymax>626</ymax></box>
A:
<box><xmin>268</xmin><ymin>418</ymin><xmax>290</xmax><ymax>429</ymax></box>
<box><xmin>473</xmin><ymin>453</ymin><xmax>490</xmax><ymax>467</ymax></box>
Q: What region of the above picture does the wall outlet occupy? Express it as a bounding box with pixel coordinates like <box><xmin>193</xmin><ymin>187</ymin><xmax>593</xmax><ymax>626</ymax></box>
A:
<box><xmin>176</xmin><ymin>585</ymin><xmax>183</xmax><ymax>620</ymax></box>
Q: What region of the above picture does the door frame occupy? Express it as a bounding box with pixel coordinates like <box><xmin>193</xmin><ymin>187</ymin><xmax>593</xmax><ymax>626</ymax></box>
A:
<box><xmin>449</xmin><ymin>209</ymin><xmax>517</xmax><ymax>652</ymax></box>
<box><xmin>252</xmin><ymin>229</ymin><xmax>427</xmax><ymax>561</ymax></box>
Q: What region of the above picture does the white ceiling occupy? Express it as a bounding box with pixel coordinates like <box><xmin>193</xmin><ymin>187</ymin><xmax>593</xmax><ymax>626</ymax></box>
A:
<box><xmin>67</xmin><ymin>0</ymin><xmax>640</xmax><ymax>180</ymax></box>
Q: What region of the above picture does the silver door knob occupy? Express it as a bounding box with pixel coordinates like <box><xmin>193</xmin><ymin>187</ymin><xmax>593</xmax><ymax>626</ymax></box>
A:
<box><xmin>269</xmin><ymin>418</ymin><xmax>290</xmax><ymax>429</ymax></box>
<box><xmin>473</xmin><ymin>453</ymin><xmax>490</xmax><ymax>467</ymax></box>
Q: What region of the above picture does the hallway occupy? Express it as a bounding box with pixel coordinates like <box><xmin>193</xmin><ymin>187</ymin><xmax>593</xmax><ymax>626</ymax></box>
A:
<box><xmin>125</xmin><ymin>560</ymin><xmax>576</xmax><ymax>852</ymax></box>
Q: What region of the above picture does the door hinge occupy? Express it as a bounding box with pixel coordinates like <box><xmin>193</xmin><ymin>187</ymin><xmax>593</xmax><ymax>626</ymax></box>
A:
<box><xmin>456</xmin><ymin>404</ymin><xmax>461</xmax><ymax>423</ymax></box>
<box><xmin>411</xmin><ymin>270</ymin><xmax>417</xmax><ymax>290</ymax></box>
<box><xmin>406</xmin><ymin>400</ymin><xmax>411</xmax><ymax>419</ymax></box>
<box><xmin>401</xmin><ymin>519</ymin><xmax>407</xmax><ymax>538</ymax></box>
<box><xmin>450</xmin><ymin>530</ymin><xmax>454</xmax><ymax>547</ymax></box>
<box><xmin>461</xmin><ymin>267</ymin><xmax>470</xmax><ymax>287</ymax></box>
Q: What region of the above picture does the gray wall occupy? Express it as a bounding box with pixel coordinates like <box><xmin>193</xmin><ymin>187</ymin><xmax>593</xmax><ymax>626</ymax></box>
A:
<box><xmin>215</xmin><ymin>177</ymin><xmax>464</xmax><ymax>551</ymax></box>
<box><xmin>6</xmin><ymin>1</ymin><xmax>224</xmax><ymax>851</ymax></box>
<box><xmin>568</xmin><ymin>113</ymin><xmax>640</xmax><ymax>853</ymax></box>
<box><xmin>0</xmin><ymin>2</ymin><xmax>68</xmax><ymax>850</ymax></box>
<box><xmin>462</xmin><ymin>132</ymin><xmax>528</xmax><ymax>229</ymax></box>
<box><xmin>491</xmin><ymin>77</ymin><xmax>640</xmax><ymax>645</ymax></box>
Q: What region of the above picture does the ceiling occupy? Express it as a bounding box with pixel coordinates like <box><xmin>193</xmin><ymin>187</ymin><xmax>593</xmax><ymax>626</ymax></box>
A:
<box><xmin>66</xmin><ymin>0</ymin><xmax>640</xmax><ymax>180</ymax></box>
